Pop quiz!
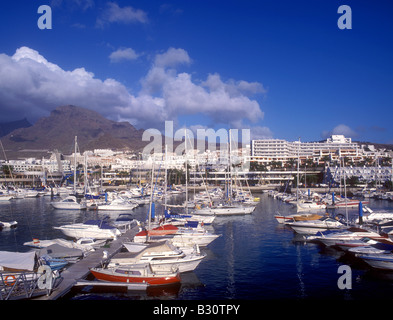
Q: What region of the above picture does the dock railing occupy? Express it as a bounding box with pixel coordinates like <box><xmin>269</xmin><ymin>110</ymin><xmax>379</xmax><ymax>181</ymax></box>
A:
<box><xmin>0</xmin><ymin>268</ymin><xmax>58</xmax><ymax>300</ymax></box>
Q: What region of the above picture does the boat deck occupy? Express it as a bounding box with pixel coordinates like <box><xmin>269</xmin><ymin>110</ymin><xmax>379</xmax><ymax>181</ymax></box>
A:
<box><xmin>33</xmin><ymin>225</ymin><xmax>140</xmax><ymax>300</ymax></box>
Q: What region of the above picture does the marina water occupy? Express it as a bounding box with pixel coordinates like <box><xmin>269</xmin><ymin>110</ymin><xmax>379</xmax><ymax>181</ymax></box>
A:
<box><xmin>1</xmin><ymin>192</ymin><xmax>393</xmax><ymax>300</ymax></box>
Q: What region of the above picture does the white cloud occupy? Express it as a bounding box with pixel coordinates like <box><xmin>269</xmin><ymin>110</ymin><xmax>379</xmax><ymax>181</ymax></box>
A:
<box><xmin>51</xmin><ymin>0</ymin><xmax>94</xmax><ymax>11</ymax></box>
<box><xmin>0</xmin><ymin>46</ymin><xmax>267</xmax><ymax>132</ymax></box>
<box><xmin>154</xmin><ymin>47</ymin><xmax>191</xmax><ymax>68</ymax></box>
<box><xmin>109</xmin><ymin>48</ymin><xmax>139</xmax><ymax>62</ymax></box>
<box><xmin>250</xmin><ymin>126</ymin><xmax>273</xmax><ymax>140</ymax></box>
<box><xmin>97</xmin><ymin>2</ymin><xmax>148</xmax><ymax>27</ymax></box>
<box><xmin>321</xmin><ymin>124</ymin><xmax>358</xmax><ymax>139</ymax></box>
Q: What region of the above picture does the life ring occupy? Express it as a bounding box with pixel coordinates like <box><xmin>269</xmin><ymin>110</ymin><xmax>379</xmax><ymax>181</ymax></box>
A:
<box><xmin>4</xmin><ymin>275</ymin><xmax>16</xmax><ymax>286</ymax></box>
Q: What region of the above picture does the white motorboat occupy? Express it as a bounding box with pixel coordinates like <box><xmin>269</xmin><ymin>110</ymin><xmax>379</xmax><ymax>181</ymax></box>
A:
<box><xmin>314</xmin><ymin>227</ymin><xmax>389</xmax><ymax>247</ymax></box>
<box><xmin>347</xmin><ymin>245</ymin><xmax>391</xmax><ymax>256</ymax></box>
<box><xmin>356</xmin><ymin>210</ymin><xmax>393</xmax><ymax>225</ymax></box>
<box><xmin>0</xmin><ymin>193</ymin><xmax>13</xmax><ymax>201</ymax></box>
<box><xmin>274</xmin><ymin>213</ymin><xmax>323</xmax><ymax>224</ymax></box>
<box><xmin>112</xmin><ymin>214</ymin><xmax>140</xmax><ymax>233</ymax></box>
<box><xmin>296</xmin><ymin>201</ymin><xmax>326</xmax><ymax>212</ymax></box>
<box><xmin>97</xmin><ymin>198</ymin><xmax>138</xmax><ymax>211</ymax></box>
<box><xmin>54</xmin><ymin>218</ymin><xmax>121</xmax><ymax>240</ymax></box>
<box><xmin>24</xmin><ymin>237</ymin><xmax>106</xmax><ymax>252</ymax></box>
<box><xmin>50</xmin><ymin>196</ymin><xmax>87</xmax><ymax>210</ymax></box>
<box><xmin>108</xmin><ymin>241</ymin><xmax>206</xmax><ymax>273</ymax></box>
<box><xmin>211</xmin><ymin>204</ymin><xmax>255</xmax><ymax>215</ymax></box>
<box><xmin>164</xmin><ymin>210</ymin><xmax>215</xmax><ymax>226</ymax></box>
<box><xmin>358</xmin><ymin>252</ymin><xmax>393</xmax><ymax>270</ymax></box>
<box><xmin>287</xmin><ymin>217</ymin><xmax>345</xmax><ymax>234</ymax></box>
<box><xmin>0</xmin><ymin>220</ymin><xmax>18</xmax><ymax>228</ymax></box>
<box><xmin>133</xmin><ymin>225</ymin><xmax>220</xmax><ymax>247</ymax></box>
<box><xmin>171</xmin><ymin>229</ymin><xmax>220</xmax><ymax>247</ymax></box>
<box><xmin>194</xmin><ymin>203</ymin><xmax>254</xmax><ymax>215</ymax></box>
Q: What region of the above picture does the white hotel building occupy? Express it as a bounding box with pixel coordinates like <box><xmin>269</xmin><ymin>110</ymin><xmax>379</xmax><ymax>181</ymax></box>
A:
<box><xmin>251</xmin><ymin>135</ymin><xmax>363</xmax><ymax>165</ymax></box>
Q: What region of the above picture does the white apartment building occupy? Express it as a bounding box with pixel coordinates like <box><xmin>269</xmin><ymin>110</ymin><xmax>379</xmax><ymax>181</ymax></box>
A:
<box><xmin>2</xmin><ymin>158</ymin><xmax>71</xmax><ymax>173</ymax></box>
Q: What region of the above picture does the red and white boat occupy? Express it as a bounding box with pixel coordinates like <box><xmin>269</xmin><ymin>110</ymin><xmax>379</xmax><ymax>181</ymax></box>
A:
<box><xmin>148</xmin><ymin>224</ymin><xmax>178</xmax><ymax>236</ymax></box>
<box><xmin>90</xmin><ymin>262</ymin><xmax>180</xmax><ymax>286</ymax></box>
<box><xmin>133</xmin><ymin>224</ymin><xmax>178</xmax><ymax>242</ymax></box>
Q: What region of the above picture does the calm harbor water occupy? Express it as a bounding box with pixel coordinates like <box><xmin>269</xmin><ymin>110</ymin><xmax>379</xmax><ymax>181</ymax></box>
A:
<box><xmin>1</xmin><ymin>192</ymin><xmax>393</xmax><ymax>300</ymax></box>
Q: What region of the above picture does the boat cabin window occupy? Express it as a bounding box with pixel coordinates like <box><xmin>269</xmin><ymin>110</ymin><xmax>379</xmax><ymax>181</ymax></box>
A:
<box><xmin>115</xmin><ymin>269</ymin><xmax>141</xmax><ymax>275</ymax></box>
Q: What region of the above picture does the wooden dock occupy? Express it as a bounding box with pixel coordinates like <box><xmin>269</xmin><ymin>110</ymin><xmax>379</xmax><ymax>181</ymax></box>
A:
<box><xmin>34</xmin><ymin>225</ymin><xmax>140</xmax><ymax>300</ymax></box>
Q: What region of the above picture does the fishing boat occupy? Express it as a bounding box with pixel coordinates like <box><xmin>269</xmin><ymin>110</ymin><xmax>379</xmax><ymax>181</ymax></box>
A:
<box><xmin>54</xmin><ymin>218</ymin><xmax>121</xmax><ymax>240</ymax></box>
<box><xmin>287</xmin><ymin>217</ymin><xmax>345</xmax><ymax>234</ymax></box>
<box><xmin>50</xmin><ymin>196</ymin><xmax>87</xmax><ymax>210</ymax></box>
<box><xmin>90</xmin><ymin>262</ymin><xmax>181</xmax><ymax>286</ymax></box>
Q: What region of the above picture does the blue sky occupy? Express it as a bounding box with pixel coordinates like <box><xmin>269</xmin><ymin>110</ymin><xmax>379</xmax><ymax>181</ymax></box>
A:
<box><xmin>0</xmin><ymin>0</ymin><xmax>392</xmax><ymax>144</ymax></box>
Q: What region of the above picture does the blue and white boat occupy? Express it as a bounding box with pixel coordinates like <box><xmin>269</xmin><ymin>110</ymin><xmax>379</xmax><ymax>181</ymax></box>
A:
<box><xmin>40</xmin><ymin>254</ymin><xmax>68</xmax><ymax>271</ymax></box>
<box><xmin>358</xmin><ymin>252</ymin><xmax>393</xmax><ymax>270</ymax></box>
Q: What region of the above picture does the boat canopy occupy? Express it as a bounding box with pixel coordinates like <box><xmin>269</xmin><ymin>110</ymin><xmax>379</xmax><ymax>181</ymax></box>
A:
<box><xmin>0</xmin><ymin>251</ymin><xmax>37</xmax><ymax>271</ymax></box>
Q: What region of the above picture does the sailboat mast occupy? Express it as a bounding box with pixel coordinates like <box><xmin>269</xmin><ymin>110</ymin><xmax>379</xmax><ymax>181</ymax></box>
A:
<box><xmin>164</xmin><ymin>144</ymin><xmax>168</xmax><ymax>211</ymax></box>
<box><xmin>185</xmin><ymin>128</ymin><xmax>188</xmax><ymax>212</ymax></box>
<box><xmin>297</xmin><ymin>137</ymin><xmax>300</xmax><ymax>203</ymax></box>
<box><xmin>74</xmin><ymin>136</ymin><xmax>77</xmax><ymax>195</ymax></box>
<box><xmin>147</xmin><ymin>160</ymin><xmax>155</xmax><ymax>239</ymax></box>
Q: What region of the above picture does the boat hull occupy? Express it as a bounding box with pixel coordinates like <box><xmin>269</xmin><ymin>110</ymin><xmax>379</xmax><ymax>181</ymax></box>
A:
<box><xmin>54</xmin><ymin>225</ymin><xmax>120</xmax><ymax>240</ymax></box>
<box><xmin>359</xmin><ymin>254</ymin><xmax>393</xmax><ymax>270</ymax></box>
<box><xmin>90</xmin><ymin>267</ymin><xmax>180</xmax><ymax>286</ymax></box>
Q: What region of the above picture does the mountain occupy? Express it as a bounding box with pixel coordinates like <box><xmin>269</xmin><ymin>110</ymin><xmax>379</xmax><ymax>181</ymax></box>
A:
<box><xmin>0</xmin><ymin>118</ymin><xmax>32</xmax><ymax>137</ymax></box>
<box><xmin>0</xmin><ymin>105</ymin><xmax>148</xmax><ymax>159</ymax></box>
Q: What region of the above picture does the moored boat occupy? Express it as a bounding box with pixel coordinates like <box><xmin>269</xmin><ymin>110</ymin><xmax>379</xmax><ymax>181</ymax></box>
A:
<box><xmin>274</xmin><ymin>213</ymin><xmax>323</xmax><ymax>224</ymax></box>
<box><xmin>314</xmin><ymin>227</ymin><xmax>389</xmax><ymax>247</ymax></box>
<box><xmin>108</xmin><ymin>241</ymin><xmax>206</xmax><ymax>273</ymax></box>
<box><xmin>54</xmin><ymin>218</ymin><xmax>121</xmax><ymax>240</ymax></box>
<box><xmin>287</xmin><ymin>217</ymin><xmax>345</xmax><ymax>234</ymax></box>
<box><xmin>358</xmin><ymin>252</ymin><xmax>393</xmax><ymax>270</ymax></box>
<box><xmin>90</xmin><ymin>262</ymin><xmax>181</xmax><ymax>286</ymax></box>
<box><xmin>50</xmin><ymin>196</ymin><xmax>87</xmax><ymax>210</ymax></box>
<box><xmin>97</xmin><ymin>198</ymin><xmax>138</xmax><ymax>211</ymax></box>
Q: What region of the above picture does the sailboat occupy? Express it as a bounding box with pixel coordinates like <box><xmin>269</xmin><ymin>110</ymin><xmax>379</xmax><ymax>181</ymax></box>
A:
<box><xmin>50</xmin><ymin>137</ymin><xmax>87</xmax><ymax>210</ymax></box>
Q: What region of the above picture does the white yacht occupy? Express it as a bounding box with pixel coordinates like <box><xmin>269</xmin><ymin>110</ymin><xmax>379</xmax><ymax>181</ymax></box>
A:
<box><xmin>97</xmin><ymin>198</ymin><xmax>138</xmax><ymax>211</ymax></box>
<box><xmin>287</xmin><ymin>217</ymin><xmax>345</xmax><ymax>234</ymax></box>
<box><xmin>54</xmin><ymin>218</ymin><xmax>121</xmax><ymax>240</ymax></box>
<box><xmin>50</xmin><ymin>196</ymin><xmax>87</xmax><ymax>210</ymax></box>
